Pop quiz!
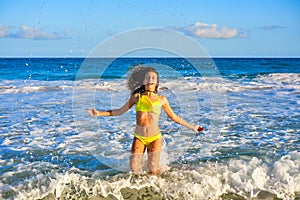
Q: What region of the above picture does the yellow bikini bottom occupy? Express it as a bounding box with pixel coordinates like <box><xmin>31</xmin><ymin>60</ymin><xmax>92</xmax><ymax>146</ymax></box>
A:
<box><xmin>134</xmin><ymin>133</ymin><xmax>162</xmax><ymax>146</ymax></box>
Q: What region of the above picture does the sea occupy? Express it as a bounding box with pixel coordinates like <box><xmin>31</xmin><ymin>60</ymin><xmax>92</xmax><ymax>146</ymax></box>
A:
<box><xmin>0</xmin><ymin>57</ymin><xmax>299</xmax><ymax>200</ymax></box>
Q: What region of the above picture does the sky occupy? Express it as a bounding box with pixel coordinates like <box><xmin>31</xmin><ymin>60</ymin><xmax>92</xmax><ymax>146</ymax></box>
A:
<box><xmin>0</xmin><ymin>0</ymin><xmax>299</xmax><ymax>57</ymax></box>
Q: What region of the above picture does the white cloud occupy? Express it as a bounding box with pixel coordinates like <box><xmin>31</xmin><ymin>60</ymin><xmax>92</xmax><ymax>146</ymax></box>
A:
<box><xmin>259</xmin><ymin>25</ymin><xmax>286</xmax><ymax>30</ymax></box>
<box><xmin>14</xmin><ymin>25</ymin><xmax>71</xmax><ymax>40</ymax></box>
<box><xmin>0</xmin><ymin>25</ymin><xmax>8</xmax><ymax>37</ymax></box>
<box><xmin>178</xmin><ymin>22</ymin><xmax>245</xmax><ymax>39</ymax></box>
<box><xmin>0</xmin><ymin>25</ymin><xmax>71</xmax><ymax>40</ymax></box>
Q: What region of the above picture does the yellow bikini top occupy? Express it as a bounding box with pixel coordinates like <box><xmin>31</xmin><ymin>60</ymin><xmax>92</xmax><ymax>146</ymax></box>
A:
<box><xmin>135</xmin><ymin>94</ymin><xmax>161</xmax><ymax>114</ymax></box>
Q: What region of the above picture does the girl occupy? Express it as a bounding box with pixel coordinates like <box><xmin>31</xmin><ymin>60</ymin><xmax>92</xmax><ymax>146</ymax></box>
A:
<box><xmin>87</xmin><ymin>66</ymin><xmax>204</xmax><ymax>174</ymax></box>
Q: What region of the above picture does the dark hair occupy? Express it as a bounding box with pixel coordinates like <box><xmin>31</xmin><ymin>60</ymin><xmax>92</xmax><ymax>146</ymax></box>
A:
<box><xmin>127</xmin><ymin>66</ymin><xmax>159</xmax><ymax>95</ymax></box>
<box><xmin>132</xmin><ymin>85</ymin><xmax>146</xmax><ymax>95</ymax></box>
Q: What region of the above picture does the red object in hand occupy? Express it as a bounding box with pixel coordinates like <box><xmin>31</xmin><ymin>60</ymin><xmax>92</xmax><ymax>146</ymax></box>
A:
<box><xmin>198</xmin><ymin>126</ymin><xmax>204</xmax><ymax>132</ymax></box>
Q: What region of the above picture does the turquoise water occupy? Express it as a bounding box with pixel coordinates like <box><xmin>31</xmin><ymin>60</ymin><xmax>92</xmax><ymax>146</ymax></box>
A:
<box><xmin>0</xmin><ymin>58</ymin><xmax>299</xmax><ymax>199</ymax></box>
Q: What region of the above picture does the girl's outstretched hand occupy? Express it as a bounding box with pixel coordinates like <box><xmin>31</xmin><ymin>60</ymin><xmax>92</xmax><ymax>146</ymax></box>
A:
<box><xmin>194</xmin><ymin>125</ymin><xmax>204</xmax><ymax>133</ymax></box>
<box><xmin>87</xmin><ymin>108</ymin><xmax>98</xmax><ymax>117</ymax></box>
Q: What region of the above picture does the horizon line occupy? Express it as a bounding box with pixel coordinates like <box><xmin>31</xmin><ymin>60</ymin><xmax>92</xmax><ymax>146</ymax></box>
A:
<box><xmin>0</xmin><ymin>56</ymin><xmax>300</xmax><ymax>59</ymax></box>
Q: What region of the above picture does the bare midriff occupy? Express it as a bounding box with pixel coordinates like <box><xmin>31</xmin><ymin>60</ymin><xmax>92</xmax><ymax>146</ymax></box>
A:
<box><xmin>135</xmin><ymin>111</ymin><xmax>160</xmax><ymax>137</ymax></box>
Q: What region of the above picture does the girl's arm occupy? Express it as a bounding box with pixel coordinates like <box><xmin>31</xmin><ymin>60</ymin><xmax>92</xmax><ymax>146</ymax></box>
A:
<box><xmin>87</xmin><ymin>94</ymin><xmax>138</xmax><ymax>117</ymax></box>
<box><xmin>161</xmin><ymin>96</ymin><xmax>204</xmax><ymax>133</ymax></box>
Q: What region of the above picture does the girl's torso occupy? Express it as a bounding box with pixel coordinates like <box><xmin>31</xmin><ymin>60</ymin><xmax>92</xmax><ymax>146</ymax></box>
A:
<box><xmin>135</xmin><ymin>94</ymin><xmax>162</xmax><ymax>137</ymax></box>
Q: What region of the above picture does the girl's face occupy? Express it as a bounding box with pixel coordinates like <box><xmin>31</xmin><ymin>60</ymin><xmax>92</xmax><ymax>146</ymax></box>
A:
<box><xmin>143</xmin><ymin>71</ymin><xmax>158</xmax><ymax>90</ymax></box>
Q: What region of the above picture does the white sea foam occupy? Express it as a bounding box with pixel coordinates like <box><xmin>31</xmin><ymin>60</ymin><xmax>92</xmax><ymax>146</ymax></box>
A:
<box><xmin>1</xmin><ymin>73</ymin><xmax>299</xmax><ymax>96</ymax></box>
<box><xmin>0</xmin><ymin>80</ymin><xmax>73</xmax><ymax>94</ymax></box>
<box><xmin>7</xmin><ymin>151</ymin><xmax>299</xmax><ymax>200</ymax></box>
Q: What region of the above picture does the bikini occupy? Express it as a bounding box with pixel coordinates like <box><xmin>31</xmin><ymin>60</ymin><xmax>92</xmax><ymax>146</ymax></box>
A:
<box><xmin>135</xmin><ymin>94</ymin><xmax>162</xmax><ymax>146</ymax></box>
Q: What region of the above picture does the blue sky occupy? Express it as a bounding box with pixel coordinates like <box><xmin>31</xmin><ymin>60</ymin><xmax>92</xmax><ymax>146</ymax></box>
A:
<box><xmin>1</xmin><ymin>0</ymin><xmax>299</xmax><ymax>57</ymax></box>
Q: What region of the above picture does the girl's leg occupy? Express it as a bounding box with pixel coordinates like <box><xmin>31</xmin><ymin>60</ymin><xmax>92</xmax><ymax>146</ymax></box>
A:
<box><xmin>130</xmin><ymin>137</ymin><xmax>145</xmax><ymax>172</ymax></box>
<box><xmin>147</xmin><ymin>138</ymin><xmax>162</xmax><ymax>175</ymax></box>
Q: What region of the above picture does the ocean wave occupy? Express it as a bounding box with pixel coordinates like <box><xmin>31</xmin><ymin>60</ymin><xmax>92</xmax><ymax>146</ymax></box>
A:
<box><xmin>3</xmin><ymin>151</ymin><xmax>299</xmax><ymax>200</ymax></box>
<box><xmin>255</xmin><ymin>73</ymin><xmax>300</xmax><ymax>85</ymax></box>
<box><xmin>0</xmin><ymin>80</ymin><xmax>73</xmax><ymax>94</ymax></box>
<box><xmin>1</xmin><ymin>73</ymin><xmax>299</xmax><ymax>95</ymax></box>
